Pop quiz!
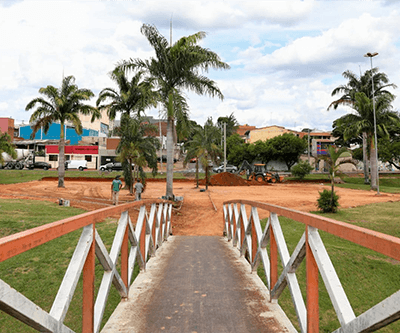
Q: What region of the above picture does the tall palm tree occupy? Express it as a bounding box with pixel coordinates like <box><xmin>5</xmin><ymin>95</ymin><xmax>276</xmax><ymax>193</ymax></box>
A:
<box><xmin>336</xmin><ymin>92</ymin><xmax>399</xmax><ymax>189</ymax></box>
<box><xmin>0</xmin><ymin>133</ymin><xmax>16</xmax><ymax>165</ymax></box>
<box><xmin>115</xmin><ymin>114</ymin><xmax>159</xmax><ymax>194</ymax></box>
<box><xmin>328</xmin><ymin>68</ymin><xmax>396</xmax><ymax>189</ymax></box>
<box><xmin>217</xmin><ymin>113</ymin><xmax>239</xmax><ymax>138</ymax></box>
<box><xmin>96</xmin><ymin>68</ymin><xmax>158</xmax><ymax>121</ymax></box>
<box><xmin>25</xmin><ymin>76</ymin><xmax>100</xmax><ymax>187</ymax></box>
<box><xmin>117</xmin><ymin>24</ymin><xmax>230</xmax><ymax>200</ymax></box>
<box><xmin>185</xmin><ymin>118</ymin><xmax>222</xmax><ymax>190</ymax></box>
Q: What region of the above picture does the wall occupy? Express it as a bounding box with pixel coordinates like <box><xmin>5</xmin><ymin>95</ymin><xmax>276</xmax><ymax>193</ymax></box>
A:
<box><xmin>45</xmin><ymin>145</ymin><xmax>99</xmax><ymax>169</ymax></box>
<box><xmin>0</xmin><ymin>118</ymin><xmax>14</xmax><ymax>140</ymax></box>
<box><xmin>247</xmin><ymin>126</ymin><xmax>297</xmax><ymax>143</ymax></box>
<box><xmin>19</xmin><ymin>123</ymin><xmax>98</xmax><ymax>145</ymax></box>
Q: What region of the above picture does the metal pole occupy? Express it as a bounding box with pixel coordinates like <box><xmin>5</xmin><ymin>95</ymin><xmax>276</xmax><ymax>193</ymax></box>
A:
<box><xmin>223</xmin><ymin>122</ymin><xmax>227</xmax><ymax>172</ymax></box>
<box><xmin>371</xmin><ymin>57</ymin><xmax>379</xmax><ymax>195</ymax></box>
<box><xmin>365</xmin><ymin>52</ymin><xmax>379</xmax><ymax>194</ymax></box>
<box><xmin>308</xmin><ymin>128</ymin><xmax>310</xmax><ymax>165</ymax></box>
<box><xmin>159</xmin><ymin>108</ymin><xmax>163</xmax><ymax>172</ymax></box>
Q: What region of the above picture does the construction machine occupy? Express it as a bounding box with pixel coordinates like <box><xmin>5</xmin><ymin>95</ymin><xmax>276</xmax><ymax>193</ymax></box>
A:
<box><xmin>237</xmin><ymin>160</ymin><xmax>284</xmax><ymax>183</ymax></box>
<box><xmin>1</xmin><ymin>149</ymin><xmax>34</xmax><ymax>170</ymax></box>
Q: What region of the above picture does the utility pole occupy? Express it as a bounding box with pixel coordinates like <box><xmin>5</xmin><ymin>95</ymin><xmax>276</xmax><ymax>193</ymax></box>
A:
<box><xmin>308</xmin><ymin>128</ymin><xmax>310</xmax><ymax>165</ymax></box>
<box><xmin>223</xmin><ymin>122</ymin><xmax>227</xmax><ymax>172</ymax></box>
<box><xmin>159</xmin><ymin>108</ymin><xmax>163</xmax><ymax>172</ymax></box>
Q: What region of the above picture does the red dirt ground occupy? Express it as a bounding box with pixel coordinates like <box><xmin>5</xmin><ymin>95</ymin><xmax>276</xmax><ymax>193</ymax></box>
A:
<box><xmin>1</xmin><ymin>172</ymin><xmax>400</xmax><ymax>236</ymax></box>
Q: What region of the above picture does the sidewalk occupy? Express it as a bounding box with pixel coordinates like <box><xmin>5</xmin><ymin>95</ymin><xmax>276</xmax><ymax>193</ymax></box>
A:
<box><xmin>102</xmin><ymin>236</ymin><xmax>295</xmax><ymax>333</ymax></box>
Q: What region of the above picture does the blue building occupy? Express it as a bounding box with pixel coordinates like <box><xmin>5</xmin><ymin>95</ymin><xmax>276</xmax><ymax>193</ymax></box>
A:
<box><xmin>19</xmin><ymin>123</ymin><xmax>98</xmax><ymax>145</ymax></box>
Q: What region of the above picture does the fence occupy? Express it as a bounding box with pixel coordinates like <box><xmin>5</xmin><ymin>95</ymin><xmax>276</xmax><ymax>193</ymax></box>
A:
<box><xmin>223</xmin><ymin>199</ymin><xmax>400</xmax><ymax>333</ymax></box>
<box><xmin>0</xmin><ymin>199</ymin><xmax>172</xmax><ymax>333</ymax></box>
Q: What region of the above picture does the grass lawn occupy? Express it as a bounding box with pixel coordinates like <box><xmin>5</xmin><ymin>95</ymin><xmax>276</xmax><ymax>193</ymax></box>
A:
<box><xmin>0</xmin><ymin>169</ymin><xmax>190</xmax><ymax>185</ymax></box>
<box><xmin>0</xmin><ymin>199</ymin><xmax>138</xmax><ymax>332</ymax></box>
<box><xmin>257</xmin><ymin>201</ymin><xmax>400</xmax><ymax>332</ymax></box>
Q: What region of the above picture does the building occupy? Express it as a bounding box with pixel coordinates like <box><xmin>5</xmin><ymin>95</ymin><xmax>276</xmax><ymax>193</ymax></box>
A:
<box><xmin>244</xmin><ymin>125</ymin><xmax>298</xmax><ymax>143</ymax></box>
<box><xmin>0</xmin><ymin>118</ymin><xmax>15</xmax><ymax>140</ymax></box>
<box><xmin>45</xmin><ymin>145</ymin><xmax>99</xmax><ymax>169</ymax></box>
<box><xmin>236</xmin><ymin>124</ymin><xmax>256</xmax><ymax>141</ymax></box>
<box><xmin>18</xmin><ymin>122</ymin><xmax>99</xmax><ymax>145</ymax></box>
<box><xmin>79</xmin><ymin>110</ymin><xmax>110</xmax><ymax>137</ymax></box>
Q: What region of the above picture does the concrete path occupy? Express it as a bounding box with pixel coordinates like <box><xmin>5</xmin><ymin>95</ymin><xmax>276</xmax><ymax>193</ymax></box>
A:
<box><xmin>102</xmin><ymin>236</ymin><xmax>296</xmax><ymax>333</ymax></box>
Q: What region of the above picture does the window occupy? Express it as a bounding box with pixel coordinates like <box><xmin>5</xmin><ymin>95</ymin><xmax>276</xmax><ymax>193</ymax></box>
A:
<box><xmin>49</xmin><ymin>155</ymin><xmax>58</xmax><ymax>161</ymax></box>
<box><xmin>85</xmin><ymin>155</ymin><xmax>92</xmax><ymax>162</ymax></box>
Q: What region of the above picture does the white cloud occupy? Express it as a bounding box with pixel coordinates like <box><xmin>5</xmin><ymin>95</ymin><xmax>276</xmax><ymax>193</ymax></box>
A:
<box><xmin>1</xmin><ymin>1</ymin><xmax>399</xmax><ymax>132</ymax></box>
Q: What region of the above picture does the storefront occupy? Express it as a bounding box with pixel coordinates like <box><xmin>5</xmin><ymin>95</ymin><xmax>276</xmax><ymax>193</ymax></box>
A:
<box><xmin>45</xmin><ymin>145</ymin><xmax>99</xmax><ymax>169</ymax></box>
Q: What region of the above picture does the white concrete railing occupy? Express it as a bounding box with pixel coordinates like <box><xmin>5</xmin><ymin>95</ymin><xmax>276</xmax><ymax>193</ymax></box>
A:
<box><xmin>0</xmin><ymin>199</ymin><xmax>172</xmax><ymax>333</ymax></box>
<box><xmin>223</xmin><ymin>200</ymin><xmax>400</xmax><ymax>333</ymax></box>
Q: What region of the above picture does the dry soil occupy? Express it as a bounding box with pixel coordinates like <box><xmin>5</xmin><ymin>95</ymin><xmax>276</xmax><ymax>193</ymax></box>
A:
<box><xmin>1</xmin><ymin>175</ymin><xmax>399</xmax><ymax>236</ymax></box>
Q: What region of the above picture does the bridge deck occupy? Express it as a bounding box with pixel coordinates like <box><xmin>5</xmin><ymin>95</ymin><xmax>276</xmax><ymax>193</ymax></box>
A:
<box><xmin>102</xmin><ymin>236</ymin><xmax>295</xmax><ymax>333</ymax></box>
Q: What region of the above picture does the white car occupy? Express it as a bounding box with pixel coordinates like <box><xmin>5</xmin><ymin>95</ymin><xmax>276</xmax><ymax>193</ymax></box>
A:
<box><xmin>65</xmin><ymin>160</ymin><xmax>87</xmax><ymax>171</ymax></box>
<box><xmin>212</xmin><ymin>164</ymin><xmax>238</xmax><ymax>173</ymax></box>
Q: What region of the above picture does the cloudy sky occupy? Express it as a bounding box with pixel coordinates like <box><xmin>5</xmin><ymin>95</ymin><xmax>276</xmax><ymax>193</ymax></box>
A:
<box><xmin>1</xmin><ymin>0</ymin><xmax>400</xmax><ymax>132</ymax></box>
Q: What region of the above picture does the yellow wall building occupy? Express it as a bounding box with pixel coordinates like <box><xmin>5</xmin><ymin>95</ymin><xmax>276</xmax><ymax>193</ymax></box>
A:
<box><xmin>245</xmin><ymin>125</ymin><xmax>298</xmax><ymax>143</ymax></box>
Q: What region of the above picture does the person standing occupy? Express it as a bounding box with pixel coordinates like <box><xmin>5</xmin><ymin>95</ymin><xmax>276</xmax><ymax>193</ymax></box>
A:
<box><xmin>134</xmin><ymin>179</ymin><xmax>144</xmax><ymax>201</ymax></box>
<box><xmin>111</xmin><ymin>175</ymin><xmax>123</xmax><ymax>205</ymax></box>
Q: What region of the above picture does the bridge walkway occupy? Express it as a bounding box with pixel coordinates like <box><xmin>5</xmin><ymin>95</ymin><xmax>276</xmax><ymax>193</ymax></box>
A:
<box><xmin>102</xmin><ymin>236</ymin><xmax>295</xmax><ymax>333</ymax></box>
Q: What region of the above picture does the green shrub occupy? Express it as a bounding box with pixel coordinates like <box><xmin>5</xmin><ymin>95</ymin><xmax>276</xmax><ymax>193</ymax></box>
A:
<box><xmin>317</xmin><ymin>189</ymin><xmax>340</xmax><ymax>213</ymax></box>
<box><xmin>290</xmin><ymin>160</ymin><xmax>313</xmax><ymax>179</ymax></box>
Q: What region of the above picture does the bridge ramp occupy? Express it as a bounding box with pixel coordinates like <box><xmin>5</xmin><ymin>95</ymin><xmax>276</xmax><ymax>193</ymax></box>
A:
<box><xmin>102</xmin><ymin>236</ymin><xmax>296</xmax><ymax>333</ymax></box>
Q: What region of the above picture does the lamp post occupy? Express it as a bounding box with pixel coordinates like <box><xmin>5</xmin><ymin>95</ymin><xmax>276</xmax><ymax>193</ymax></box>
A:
<box><xmin>364</xmin><ymin>52</ymin><xmax>379</xmax><ymax>195</ymax></box>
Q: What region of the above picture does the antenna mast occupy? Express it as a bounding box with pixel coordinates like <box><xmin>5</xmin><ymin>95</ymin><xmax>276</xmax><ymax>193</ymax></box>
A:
<box><xmin>170</xmin><ymin>15</ymin><xmax>173</xmax><ymax>46</ymax></box>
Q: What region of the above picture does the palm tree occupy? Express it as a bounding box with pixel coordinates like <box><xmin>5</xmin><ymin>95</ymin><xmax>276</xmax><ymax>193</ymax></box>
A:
<box><xmin>318</xmin><ymin>146</ymin><xmax>356</xmax><ymax>212</ymax></box>
<box><xmin>96</xmin><ymin>68</ymin><xmax>158</xmax><ymax>121</ymax></box>
<box><xmin>115</xmin><ymin>114</ymin><xmax>159</xmax><ymax>194</ymax></box>
<box><xmin>25</xmin><ymin>76</ymin><xmax>100</xmax><ymax>187</ymax></box>
<box><xmin>0</xmin><ymin>133</ymin><xmax>16</xmax><ymax>165</ymax></box>
<box><xmin>329</xmin><ymin>68</ymin><xmax>397</xmax><ymax>189</ymax></box>
<box><xmin>117</xmin><ymin>24</ymin><xmax>230</xmax><ymax>200</ymax></box>
<box><xmin>336</xmin><ymin>92</ymin><xmax>399</xmax><ymax>189</ymax></box>
<box><xmin>185</xmin><ymin>118</ymin><xmax>222</xmax><ymax>190</ymax></box>
<box><xmin>217</xmin><ymin>113</ymin><xmax>239</xmax><ymax>138</ymax></box>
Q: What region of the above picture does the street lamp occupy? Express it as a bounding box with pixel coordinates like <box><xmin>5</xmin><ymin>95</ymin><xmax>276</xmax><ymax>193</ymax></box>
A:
<box><xmin>364</xmin><ymin>52</ymin><xmax>379</xmax><ymax>194</ymax></box>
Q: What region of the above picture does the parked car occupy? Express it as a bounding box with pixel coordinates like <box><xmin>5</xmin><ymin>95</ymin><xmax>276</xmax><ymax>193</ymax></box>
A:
<box><xmin>65</xmin><ymin>160</ymin><xmax>87</xmax><ymax>171</ymax></box>
<box><xmin>212</xmin><ymin>164</ymin><xmax>238</xmax><ymax>173</ymax></box>
<box><xmin>99</xmin><ymin>162</ymin><xmax>120</xmax><ymax>171</ymax></box>
<box><xmin>27</xmin><ymin>161</ymin><xmax>51</xmax><ymax>170</ymax></box>
<box><xmin>157</xmin><ymin>155</ymin><xmax>177</xmax><ymax>163</ymax></box>
<box><xmin>99</xmin><ymin>162</ymin><xmax>134</xmax><ymax>171</ymax></box>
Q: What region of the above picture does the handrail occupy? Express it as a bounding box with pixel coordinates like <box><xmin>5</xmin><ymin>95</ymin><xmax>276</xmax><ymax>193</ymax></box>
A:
<box><xmin>223</xmin><ymin>199</ymin><xmax>400</xmax><ymax>333</ymax></box>
<box><xmin>0</xmin><ymin>199</ymin><xmax>173</xmax><ymax>333</ymax></box>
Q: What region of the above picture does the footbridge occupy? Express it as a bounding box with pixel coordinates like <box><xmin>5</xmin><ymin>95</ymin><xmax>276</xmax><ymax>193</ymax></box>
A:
<box><xmin>0</xmin><ymin>199</ymin><xmax>399</xmax><ymax>332</ymax></box>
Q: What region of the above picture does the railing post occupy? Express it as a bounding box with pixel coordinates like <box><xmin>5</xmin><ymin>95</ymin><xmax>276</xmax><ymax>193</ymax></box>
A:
<box><xmin>251</xmin><ymin>219</ymin><xmax>257</xmax><ymax>262</ymax></box>
<box><xmin>140</xmin><ymin>212</ymin><xmax>146</xmax><ymax>264</ymax></box>
<box><xmin>121</xmin><ymin>226</ymin><xmax>129</xmax><ymax>290</ymax></box>
<box><xmin>82</xmin><ymin>223</ymin><xmax>95</xmax><ymax>333</ymax></box>
<box><xmin>306</xmin><ymin>225</ymin><xmax>319</xmax><ymax>333</ymax></box>
<box><xmin>270</xmin><ymin>222</ymin><xmax>278</xmax><ymax>292</ymax></box>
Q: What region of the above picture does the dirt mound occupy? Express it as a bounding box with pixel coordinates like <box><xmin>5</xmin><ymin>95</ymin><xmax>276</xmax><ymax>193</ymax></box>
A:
<box><xmin>199</xmin><ymin>172</ymin><xmax>249</xmax><ymax>186</ymax></box>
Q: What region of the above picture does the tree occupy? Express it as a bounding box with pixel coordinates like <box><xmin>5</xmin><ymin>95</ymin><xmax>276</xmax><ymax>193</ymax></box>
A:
<box><xmin>118</xmin><ymin>24</ymin><xmax>230</xmax><ymax>200</ymax></box>
<box><xmin>26</xmin><ymin>76</ymin><xmax>100</xmax><ymax>187</ymax></box>
<box><xmin>329</xmin><ymin>68</ymin><xmax>397</xmax><ymax>188</ymax></box>
<box><xmin>291</xmin><ymin>160</ymin><xmax>313</xmax><ymax>179</ymax></box>
<box><xmin>217</xmin><ymin>113</ymin><xmax>239</xmax><ymax>138</ymax></box>
<box><xmin>115</xmin><ymin>114</ymin><xmax>159</xmax><ymax>194</ymax></box>
<box><xmin>335</xmin><ymin>92</ymin><xmax>400</xmax><ymax>190</ymax></box>
<box><xmin>96</xmin><ymin>68</ymin><xmax>158</xmax><ymax>120</ymax></box>
<box><xmin>184</xmin><ymin>118</ymin><xmax>222</xmax><ymax>190</ymax></box>
<box><xmin>268</xmin><ymin>133</ymin><xmax>307</xmax><ymax>170</ymax></box>
<box><xmin>317</xmin><ymin>146</ymin><xmax>349</xmax><ymax>212</ymax></box>
<box><xmin>0</xmin><ymin>132</ymin><xmax>16</xmax><ymax>165</ymax></box>
<box><xmin>227</xmin><ymin>143</ymin><xmax>252</xmax><ymax>167</ymax></box>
